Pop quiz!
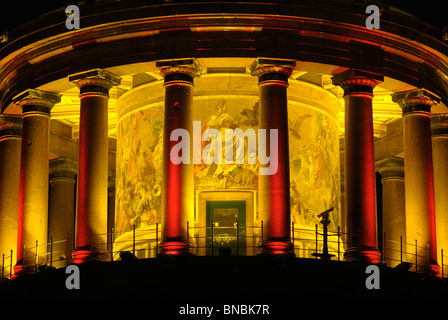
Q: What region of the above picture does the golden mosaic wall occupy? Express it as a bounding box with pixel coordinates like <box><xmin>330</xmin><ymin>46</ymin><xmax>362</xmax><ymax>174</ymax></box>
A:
<box><xmin>288</xmin><ymin>102</ymin><xmax>341</xmax><ymax>231</ymax></box>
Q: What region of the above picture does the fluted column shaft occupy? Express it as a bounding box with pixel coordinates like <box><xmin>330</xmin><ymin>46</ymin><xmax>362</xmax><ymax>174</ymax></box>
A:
<box><xmin>392</xmin><ymin>88</ymin><xmax>440</xmax><ymax>276</ymax></box>
<box><xmin>251</xmin><ymin>58</ymin><xmax>295</xmax><ymax>255</ymax></box>
<box><xmin>13</xmin><ymin>89</ymin><xmax>61</xmax><ymax>275</ymax></box>
<box><xmin>332</xmin><ymin>69</ymin><xmax>383</xmax><ymax>264</ymax></box>
<box><xmin>156</xmin><ymin>59</ymin><xmax>201</xmax><ymax>255</ymax></box>
<box><xmin>69</xmin><ymin>69</ymin><xmax>121</xmax><ymax>264</ymax></box>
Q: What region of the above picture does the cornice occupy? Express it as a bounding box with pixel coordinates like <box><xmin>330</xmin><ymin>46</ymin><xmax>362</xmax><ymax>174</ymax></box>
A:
<box><xmin>0</xmin><ymin>1</ymin><xmax>447</xmax><ymax>112</ymax></box>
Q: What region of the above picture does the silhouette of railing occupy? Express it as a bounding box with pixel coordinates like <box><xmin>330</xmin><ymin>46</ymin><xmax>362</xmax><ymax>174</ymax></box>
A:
<box><xmin>1</xmin><ymin>222</ymin><xmax>447</xmax><ymax>281</ymax></box>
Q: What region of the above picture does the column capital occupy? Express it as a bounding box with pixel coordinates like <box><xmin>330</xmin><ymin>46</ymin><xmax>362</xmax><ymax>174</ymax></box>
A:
<box><xmin>332</xmin><ymin>69</ymin><xmax>383</xmax><ymax>96</ymax></box>
<box><xmin>392</xmin><ymin>88</ymin><xmax>441</xmax><ymax>116</ymax></box>
<box><xmin>431</xmin><ymin>113</ymin><xmax>448</xmax><ymax>137</ymax></box>
<box><xmin>0</xmin><ymin>114</ymin><xmax>22</xmax><ymax>141</ymax></box>
<box><xmin>250</xmin><ymin>57</ymin><xmax>296</xmax><ymax>86</ymax></box>
<box><xmin>13</xmin><ymin>89</ymin><xmax>61</xmax><ymax>117</ymax></box>
<box><xmin>69</xmin><ymin>68</ymin><xmax>121</xmax><ymax>97</ymax></box>
<box><xmin>156</xmin><ymin>58</ymin><xmax>202</xmax><ymax>86</ymax></box>
<box><xmin>376</xmin><ymin>157</ymin><xmax>404</xmax><ymax>181</ymax></box>
<box><xmin>49</xmin><ymin>158</ymin><xmax>77</xmax><ymax>183</ymax></box>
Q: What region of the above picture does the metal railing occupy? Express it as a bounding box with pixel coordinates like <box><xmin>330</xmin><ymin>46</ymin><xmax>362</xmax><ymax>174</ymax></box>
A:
<box><xmin>109</xmin><ymin>224</ymin><xmax>161</xmax><ymax>261</ymax></box>
<box><xmin>1</xmin><ymin>235</ymin><xmax>70</xmax><ymax>280</ymax></box>
<box><xmin>2</xmin><ymin>222</ymin><xmax>448</xmax><ymax>280</ymax></box>
<box><xmin>382</xmin><ymin>234</ymin><xmax>438</xmax><ymax>273</ymax></box>
<box><xmin>187</xmin><ymin>222</ymin><xmax>262</xmax><ymax>256</ymax></box>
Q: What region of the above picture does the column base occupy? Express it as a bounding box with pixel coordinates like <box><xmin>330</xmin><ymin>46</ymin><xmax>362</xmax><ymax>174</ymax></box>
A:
<box><xmin>343</xmin><ymin>246</ymin><xmax>381</xmax><ymax>264</ymax></box>
<box><xmin>13</xmin><ymin>259</ymin><xmax>40</xmax><ymax>277</ymax></box>
<box><xmin>429</xmin><ymin>263</ymin><xmax>442</xmax><ymax>278</ymax></box>
<box><xmin>160</xmin><ymin>241</ymin><xmax>189</xmax><ymax>256</ymax></box>
<box><xmin>12</xmin><ymin>261</ymin><xmax>25</xmax><ymax>278</ymax></box>
<box><xmin>72</xmin><ymin>246</ymin><xmax>110</xmax><ymax>264</ymax></box>
<box><xmin>262</xmin><ymin>240</ymin><xmax>294</xmax><ymax>256</ymax></box>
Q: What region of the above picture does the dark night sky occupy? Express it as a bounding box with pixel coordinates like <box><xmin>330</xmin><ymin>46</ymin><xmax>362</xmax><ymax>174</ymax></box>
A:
<box><xmin>0</xmin><ymin>0</ymin><xmax>445</xmax><ymax>32</ymax></box>
<box><xmin>1</xmin><ymin>1</ymin><xmax>69</xmax><ymax>30</ymax></box>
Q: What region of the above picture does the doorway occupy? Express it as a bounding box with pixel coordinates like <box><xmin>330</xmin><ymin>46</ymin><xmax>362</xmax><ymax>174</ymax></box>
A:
<box><xmin>206</xmin><ymin>201</ymin><xmax>246</xmax><ymax>256</ymax></box>
<box><xmin>196</xmin><ymin>191</ymin><xmax>256</xmax><ymax>256</ymax></box>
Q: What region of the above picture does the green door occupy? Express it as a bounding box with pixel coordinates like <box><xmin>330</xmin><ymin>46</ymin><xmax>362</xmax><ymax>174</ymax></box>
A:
<box><xmin>206</xmin><ymin>201</ymin><xmax>246</xmax><ymax>256</ymax></box>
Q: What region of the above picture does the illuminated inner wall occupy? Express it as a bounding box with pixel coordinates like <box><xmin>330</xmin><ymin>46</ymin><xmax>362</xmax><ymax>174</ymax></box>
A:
<box><xmin>115</xmin><ymin>103</ymin><xmax>164</xmax><ymax>234</ymax></box>
<box><xmin>114</xmin><ymin>74</ymin><xmax>341</xmax><ymax>240</ymax></box>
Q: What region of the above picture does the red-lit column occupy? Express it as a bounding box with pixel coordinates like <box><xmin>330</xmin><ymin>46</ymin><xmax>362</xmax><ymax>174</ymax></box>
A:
<box><xmin>156</xmin><ymin>59</ymin><xmax>201</xmax><ymax>255</ymax></box>
<box><xmin>392</xmin><ymin>89</ymin><xmax>440</xmax><ymax>276</ymax></box>
<box><xmin>69</xmin><ymin>69</ymin><xmax>121</xmax><ymax>264</ymax></box>
<box><xmin>12</xmin><ymin>89</ymin><xmax>61</xmax><ymax>276</ymax></box>
<box><xmin>332</xmin><ymin>69</ymin><xmax>383</xmax><ymax>264</ymax></box>
<box><xmin>251</xmin><ymin>58</ymin><xmax>295</xmax><ymax>255</ymax></box>
<box><xmin>0</xmin><ymin>115</ymin><xmax>22</xmax><ymax>271</ymax></box>
<box><xmin>107</xmin><ymin>172</ymin><xmax>116</xmax><ymax>254</ymax></box>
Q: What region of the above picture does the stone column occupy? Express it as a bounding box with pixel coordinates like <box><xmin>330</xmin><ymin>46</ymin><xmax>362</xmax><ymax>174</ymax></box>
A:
<box><xmin>49</xmin><ymin>158</ymin><xmax>77</xmax><ymax>267</ymax></box>
<box><xmin>156</xmin><ymin>58</ymin><xmax>201</xmax><ymax>255</ymax></box>
<box><xmin>392</xmin><ymin>88</ymin><xmax>440</xmax><ymax>276</ymax></box>
<box><xmin>250</xmin><ymin>58</ymin><xmax>295</xmax><ymax>255</ymax></box>
<box><xmin>431</xmin><ymin>113</ymin><xmax>448</xmax><ymax>267</ymax></box>
<box><xmin>0</xmin><ymin>115</ymin><xmax>22</xmax><ymax>271</ymax></box>
<box><xmin>12</xmin><ymin>89</ymin><xmax>61</xmax><ymax>275</ymax></box>
<box><xmin>377</xmin><ymin>157</ymin><xmax>405</xmax><ymax>267</ymax></box>
<box><xmin>69</xmin><ymin>69</ymin><xmax>121</xmax><ymax>264</ymax></box>
<box><xmin>332</xmin><ymin>69</ymin><xmax>383</xmax><ymax>264</ymax></box>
